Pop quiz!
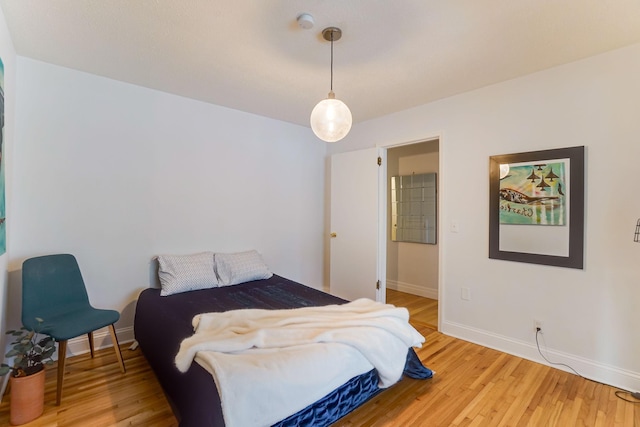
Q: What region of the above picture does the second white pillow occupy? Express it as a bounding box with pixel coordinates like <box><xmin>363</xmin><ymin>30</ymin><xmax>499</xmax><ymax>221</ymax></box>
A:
<box><xmin>215</xmin><ymin>250</ymin><xmax>273</xmax><ymax>286</ymax></box>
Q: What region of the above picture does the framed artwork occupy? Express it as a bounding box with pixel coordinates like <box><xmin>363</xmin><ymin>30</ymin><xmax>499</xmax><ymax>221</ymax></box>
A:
<box><xmin>489</xmin><ymin>146</ymin><xmax>584</xmax><ymax>269</ymax></box>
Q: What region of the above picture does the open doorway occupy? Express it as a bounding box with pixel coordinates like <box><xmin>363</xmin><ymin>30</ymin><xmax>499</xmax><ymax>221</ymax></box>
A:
<box><xmin>385</xmin><ymin>139</ymin><xmax>439</xmax><ymax>329</ymax></box>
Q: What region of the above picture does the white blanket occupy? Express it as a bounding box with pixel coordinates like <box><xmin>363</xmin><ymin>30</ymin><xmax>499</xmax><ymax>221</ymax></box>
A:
<box><xmin>175</xmin><ymin>298</ymin><xmax>424</xmax><ymax>427</ymax></box>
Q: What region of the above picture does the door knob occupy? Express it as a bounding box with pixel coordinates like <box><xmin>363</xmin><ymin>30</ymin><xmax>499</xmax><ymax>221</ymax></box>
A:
<box><xmin>330</xmin><ymin>232</ymin><xmax>337</xmax><ymax>238</ymax></box>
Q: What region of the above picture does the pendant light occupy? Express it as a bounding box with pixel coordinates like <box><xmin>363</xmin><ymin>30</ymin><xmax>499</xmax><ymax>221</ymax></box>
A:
<box><xmin>310</xmin><ymin>27</ymin><xmax>352</xmax><ymax>143</ymax></box>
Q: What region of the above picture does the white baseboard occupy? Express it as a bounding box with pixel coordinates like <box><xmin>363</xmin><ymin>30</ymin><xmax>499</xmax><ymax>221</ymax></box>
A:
<box><xmin>5</xmin><ymin>320</ymin><xmax>638</xmax><ymax>401</ymax></box>
<box><xmin>64</xmin><ymin>326</ymin><xmax>135</xmax><ymax>359</ymax></box>
<box><xmin>440</xmin><ymin>320</ymin><xmax>640</xmax><ymax>393</ymax></box>
<box><xmin>386</xmin><ymin>280</ymin><xmax>438</xmax><ymax>300</ymax></box>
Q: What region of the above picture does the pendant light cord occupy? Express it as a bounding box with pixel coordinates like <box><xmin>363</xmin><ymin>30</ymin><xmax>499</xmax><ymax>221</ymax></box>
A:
<box><xmin>330</xmin><ymin>30</ymin><xmax>334</xmax><ymax>92</ymax></box>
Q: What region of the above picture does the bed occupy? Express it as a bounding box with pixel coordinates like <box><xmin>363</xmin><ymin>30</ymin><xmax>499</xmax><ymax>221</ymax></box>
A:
<box><xmin>134</xmin><ymin>265</ymin><xmax>432</xmax><ymax>427</ymax></box>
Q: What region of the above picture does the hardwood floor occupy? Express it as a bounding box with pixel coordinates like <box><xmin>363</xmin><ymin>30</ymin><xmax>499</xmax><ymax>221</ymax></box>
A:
<box><xmin>2</xmin><ymin>292</ymin><xmax>638</xmax><ymax>426</ymax></box>
<box><xmin>387</xmin><ymin>288</ymin><xmax>438</xmax><ymax>329</ymax></box>
<box><xmin>0</xmin><ymin>344</ymin><xmax>178</xmax><ymax>426</ymax></box>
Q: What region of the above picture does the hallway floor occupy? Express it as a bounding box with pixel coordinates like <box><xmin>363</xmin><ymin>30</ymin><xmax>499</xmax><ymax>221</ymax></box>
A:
<box><xmin>386</xmin><ymin>289</ymin><xmax>438</xmax><ymax>330</ymax></box>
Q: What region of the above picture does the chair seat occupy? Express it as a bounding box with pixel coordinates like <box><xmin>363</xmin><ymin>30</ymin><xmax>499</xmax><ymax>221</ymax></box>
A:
<box><xmin>41</xmin><ymin>307</ymin><xmax>120</xmax><ymax>341</ymax></box>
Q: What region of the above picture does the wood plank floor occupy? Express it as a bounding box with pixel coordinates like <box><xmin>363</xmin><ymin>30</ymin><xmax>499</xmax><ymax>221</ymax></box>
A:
<box><xmin>0</xmin><ymin>342</ymin><xmax>177</xmax><ymax>426</ymax></box>
<box><xmin>1</xmin><ymin>291</ymin><xmax>638</xmax><ymax>426</ymax></box>
<box><xmin>387</xmin><ymin>288</ymin><xmax>438</xmax><ymax>329</ymax></box>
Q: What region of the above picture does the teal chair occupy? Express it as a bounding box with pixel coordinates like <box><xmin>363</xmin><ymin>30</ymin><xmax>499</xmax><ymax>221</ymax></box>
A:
<box><xmin>22</xmin><ymin>254</ymin><xmax>126</xmax><ymax>405</ymax></box>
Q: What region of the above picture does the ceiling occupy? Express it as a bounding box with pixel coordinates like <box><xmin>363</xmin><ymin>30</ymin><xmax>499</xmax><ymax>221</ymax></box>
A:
<box><xmin>2</xmin><ymin>0</ymin><xmax>640</xmax><ymax>128</ymax></box>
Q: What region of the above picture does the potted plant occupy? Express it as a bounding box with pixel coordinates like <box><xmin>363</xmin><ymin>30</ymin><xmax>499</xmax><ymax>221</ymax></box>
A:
<box><xmin>0</xmin><ymin>318</ymin><xmax>55</xmax><ymax>425</ymax></box>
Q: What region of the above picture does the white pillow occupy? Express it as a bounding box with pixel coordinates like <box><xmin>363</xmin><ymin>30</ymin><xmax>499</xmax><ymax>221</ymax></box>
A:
<box><xmin>157</xmin><ymin>252</ymin><xmax>218</xmax><ymax>296</ymax></box>
<box><xmin>215</xmin><ymin>250</ymin><xmax>273</xmax><ymax>286</ymax></box>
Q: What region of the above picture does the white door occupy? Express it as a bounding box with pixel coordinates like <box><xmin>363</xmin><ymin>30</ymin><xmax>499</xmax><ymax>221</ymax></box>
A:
<box><xmin>330</xmin><ymin>147</ymin><xmax>386</xmax><ymax>301</ymax></box>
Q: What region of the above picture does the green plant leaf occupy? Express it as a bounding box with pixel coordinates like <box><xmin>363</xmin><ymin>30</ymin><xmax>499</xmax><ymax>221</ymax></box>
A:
<box><xmin>1</xmin><ymin>321</ymin><xmax>55</xmax><ymax>374</ymax></box>
<box><xmin>42</xmin><ymin>348</ymin><xmax>55</xmax><ymax>359</ymax></box>
<box><xmin>0</xmin><ymin>366</ymin><xmax>10</xmax><ymax>376</ymax></box>
<box><xmin>38</xmin><ymin>337</ymin><xmax>53</xmax><ymax>347</ymax></box>
<box><xmin>14</xmin><ymin>357</ymin><xmax>27</xmax><ymax>370</ymax></box>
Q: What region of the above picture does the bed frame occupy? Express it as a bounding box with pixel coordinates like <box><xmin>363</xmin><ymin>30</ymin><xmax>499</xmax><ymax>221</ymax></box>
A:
<box><xmin>134</xmin><ymin>275</ymin><xmax>431</xmax><ymax>426</ymax></box>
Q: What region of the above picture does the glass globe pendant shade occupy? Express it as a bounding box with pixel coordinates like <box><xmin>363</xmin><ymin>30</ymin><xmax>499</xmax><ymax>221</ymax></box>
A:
<box><xmin>310</xmin><ymin>91</ymin><xmax>352</xmax><ymax>142</ymax></box>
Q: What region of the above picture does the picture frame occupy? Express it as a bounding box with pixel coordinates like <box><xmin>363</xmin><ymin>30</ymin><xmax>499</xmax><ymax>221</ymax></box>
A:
<box><xmin>489</xmin><ymin>146</ymin><xmax>585</xmax><ymax>269</ymax></box>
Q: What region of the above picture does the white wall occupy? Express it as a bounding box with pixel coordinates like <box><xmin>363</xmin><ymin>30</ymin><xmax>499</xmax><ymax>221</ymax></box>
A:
<box><xmin>0</xmin><ymin>4</ymin><xmax>15</xmax><ymax>372</ymax></box>
<box><xmin>8</xmin><ymin>58</ymin><xmax>326</xmax><ymax>349</ymax></box>
<box><xmin>329</xmin><ymin>43</ymin><xmax>640</xmax><ymax>392</ymax></box>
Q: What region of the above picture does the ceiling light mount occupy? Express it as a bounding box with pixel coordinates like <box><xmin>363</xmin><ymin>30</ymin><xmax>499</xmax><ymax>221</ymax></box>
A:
<box><xmin>310</xmin><ymin>26</ymin><xmax>352</xmax><ymax>143</ymax></box>
<box><xmin>321</xmin><ymin>27</ymin><xmax>342</xmax><ymax>42</ymax></box>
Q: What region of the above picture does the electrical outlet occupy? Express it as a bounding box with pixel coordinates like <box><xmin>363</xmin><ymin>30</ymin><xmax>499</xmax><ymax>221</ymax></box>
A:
<box><xmin>534</xmin><ymin>319</ymin><xmax>543</xmax><ymax>333</ymax></box>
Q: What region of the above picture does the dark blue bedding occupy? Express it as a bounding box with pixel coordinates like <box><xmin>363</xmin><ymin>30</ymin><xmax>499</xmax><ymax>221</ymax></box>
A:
<box><xmin>134</xmin><ymin>275</ymin><xmax>432</xmax><ymax>427</ymax></box>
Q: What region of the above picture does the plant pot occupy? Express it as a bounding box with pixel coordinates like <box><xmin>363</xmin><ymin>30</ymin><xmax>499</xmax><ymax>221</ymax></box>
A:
<box><xmin>9</xmin><ymin>368</ymin><xmax>45</xmax><ymax>425</ymax></box>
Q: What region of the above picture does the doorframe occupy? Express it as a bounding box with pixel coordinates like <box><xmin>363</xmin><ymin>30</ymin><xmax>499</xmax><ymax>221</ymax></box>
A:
<box><xmin>376</xmin><ymin>134</ymin><xmax>443</xmax><ymax>330</ymax></box>
<box><xmin>376</xmin><ymin>147</ymin><xmax>387</xmax><ymax>303</ymax></box>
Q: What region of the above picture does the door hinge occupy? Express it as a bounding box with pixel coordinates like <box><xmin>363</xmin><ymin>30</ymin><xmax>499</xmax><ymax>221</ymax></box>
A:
<box><xmin>377</xmin><ymin>156</ymin><xmax>382</xmax><ymax>166</ymax></box>
<box><xmin>376</xmin><ymin>280</ymin><xmax>381</xmax><ymax>290</ymax></box>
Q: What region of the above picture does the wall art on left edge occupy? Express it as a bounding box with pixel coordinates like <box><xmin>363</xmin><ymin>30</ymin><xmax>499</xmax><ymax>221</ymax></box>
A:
<box><xmin>0</xmin><ymin>56</ymin><xmax>6</xmax><ymax>255</ymax></box>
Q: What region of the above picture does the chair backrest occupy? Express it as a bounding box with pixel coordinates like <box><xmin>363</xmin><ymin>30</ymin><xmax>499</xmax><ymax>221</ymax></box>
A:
<box><xmin>22</xmin><ymin>254</ymin><xmax>91</xmax><ymax>331</ymax></box>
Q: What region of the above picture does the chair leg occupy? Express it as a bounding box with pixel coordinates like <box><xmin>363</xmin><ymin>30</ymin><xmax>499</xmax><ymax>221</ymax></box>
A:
<box><xmin>88</xmin><ymin>331</ymin><xmax>95</xmax><ymax>358</ymax></box>
<box><xmin>56</xmin><ymin>340</ymin><xmax>68</xmax><ymax>406</ymax></box>
<box><xmin>109</xmin><ymin>324</ymin><xmax>126</xmax><ymax>374</ymax></box>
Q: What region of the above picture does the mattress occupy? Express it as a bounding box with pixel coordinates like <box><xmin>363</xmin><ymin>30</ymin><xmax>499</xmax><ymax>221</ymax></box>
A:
<box><xmin>134</xmin><ymin>274</ymin><xmax>432</xmax><ymax>426</ymax></box>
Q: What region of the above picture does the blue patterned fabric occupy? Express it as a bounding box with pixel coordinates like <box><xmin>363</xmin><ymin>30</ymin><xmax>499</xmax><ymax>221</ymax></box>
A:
<box><xmin>274</xmin><ymin>369</ymin><xmax>380</xmax><ymax>427</ymax></box>
<box><xmin>274</xmin><ymin>349</ymin><xmax>433</xmax><ymax>427</ymax></box>
<box><xmin>404</xmin><ymin>347</ymin><xmax>433</xmax><ymax>379</ymax></box>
